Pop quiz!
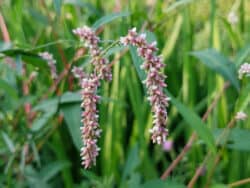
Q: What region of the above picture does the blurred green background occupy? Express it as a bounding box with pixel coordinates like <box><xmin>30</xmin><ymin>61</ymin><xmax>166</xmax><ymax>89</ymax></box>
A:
<box><xmin>0</xmin><ymin>0</ymin><xmax>250</xmax><ymax>187</ymax></box>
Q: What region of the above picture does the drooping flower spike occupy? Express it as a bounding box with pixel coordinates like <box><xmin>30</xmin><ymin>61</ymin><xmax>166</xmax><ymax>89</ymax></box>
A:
<box><xmin>73</xmin><ymin>26</ymin><xmax>112</xmax><ymax>81</ymax></box>
<box><xmin>72</xmin><ymin>25</ymin><xmax>113</xmax><ymax>168</ymax></box>
<box><xmin>79</xmin><ymin>74</ymin><xmax>101</xmax><ymax>168</ymax></box>
<box><xmin>120</xmin><ymin>28</ymin><xmax>170</xmax><ymax>145</ymax></box>
<box><xmin>39</xmin><ymin>52</ymin><xmax>58</xmax><ymax>80</ymax></box>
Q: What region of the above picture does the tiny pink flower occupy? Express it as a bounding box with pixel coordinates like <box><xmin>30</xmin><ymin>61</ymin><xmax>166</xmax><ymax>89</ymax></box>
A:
<box><xmin>162</xmin><ymin>139</ymin><xmax>173</xmax><ymax>152</ymax></box>
<box><xmin>73</xmin><ymin>26</ymin><xmax>112</xmax><ymax>81</ymax></box>
<box><xmin>39</xmin><ymin>52</ymin><xmax>58</xmax><ymax>79</ymax></box>
<box><xmin>72</xmin><ymin>66</ymin><xmax>86</xmax><ymax>86</ymax></box>
<box><xmin>235</xmin><ymin>111</ymin><xmax>247</xmax><ymax>121</ymax></box>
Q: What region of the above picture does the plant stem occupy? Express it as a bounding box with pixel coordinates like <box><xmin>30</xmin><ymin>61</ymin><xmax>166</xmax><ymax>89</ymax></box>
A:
<box><xmin>228</xmin><ymin>178</ymin><xmax>250</xmax><ymax>187</ymax></box>
<box><xmin>187</xmin><ymin>117</ymin><xmax>236</xmax><ymax>188</ymax></box>
<box><xmin>161</xmin><ymin>82</ymin><xmax>230</xmax><ymax>180</ymax></box>
<box><xmin>0</xmin><ymin>12</ymin><xmax>10</xmax><ymax>42</ymax></box>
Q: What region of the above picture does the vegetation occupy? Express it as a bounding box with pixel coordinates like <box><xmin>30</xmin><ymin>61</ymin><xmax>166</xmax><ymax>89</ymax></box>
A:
<box><xmin>0</xmin><ymin>0</ymin><xmax>249</xmax><ymax>187</ymax></box>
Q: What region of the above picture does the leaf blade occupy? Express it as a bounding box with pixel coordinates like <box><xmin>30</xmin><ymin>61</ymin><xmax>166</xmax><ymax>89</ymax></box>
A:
<box><xmin>190</xmin><ymin>48</ymin><xmax>240</xmax><ymax>90</ymax></box>
<box><xmin>92</xmin><ymin>11</ymin><xmax>130</xmax><ymax>30</ymax></box>
<box><xmin>61</xmin><ymin>103</ymin><xmax>82</xmax><ymax>150</ymax></box>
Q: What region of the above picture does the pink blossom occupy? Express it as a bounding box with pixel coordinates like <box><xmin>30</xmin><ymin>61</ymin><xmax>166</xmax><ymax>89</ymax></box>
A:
<box><xmin>238</xmin><ymin>62</ymin><xmax>250</xmax><ymax>79</ymax></box>
<box><xmin>73</xmin><ymin>26</ymin><xmax>112</xmax><ymax>81</ymax></box>
<box><xmin>120</xmin><ymin>28</ymin><xmax>170</xmax><ymax>144</ymax></box>
<box><xmin>162</xmin><ymin>140</ymin><xmax>173</xmax><ymax>152</ymax></box>
<box><xmin>72</xmin><ymin>66</ymin><xmax>86</xmax><ymax>86</ymax></box>
<box><xmin>39</xmin><ymin>52</ymin><xmax>57</xmax><ymax>79</ymax></box>
<box><xmin>80</xmin><ymin>74</ymin><xmax>101</xmax><ymax>168</ymax></box>
<box><xmin>235</xmin><ymin>111</ymin><xmax>247</xmax><ymax>121</ymax></box>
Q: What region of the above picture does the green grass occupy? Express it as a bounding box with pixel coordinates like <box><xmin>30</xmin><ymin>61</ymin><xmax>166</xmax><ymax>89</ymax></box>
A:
<box><xmin>0</xmin><ymin>0</ymin><xmax>250</xmax><ymax>187</ymax></box>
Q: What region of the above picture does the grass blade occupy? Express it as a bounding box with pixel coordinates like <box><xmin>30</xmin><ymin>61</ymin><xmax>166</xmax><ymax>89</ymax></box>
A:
<box><xmin>190</xmin><ymin>48</ymin><xmax>240</xmax><ymax>91</ymax></box>
<box><xmin>92</xmin><ymin>11</ymin><xmax>130</xmax><ymax>30</ymax></box>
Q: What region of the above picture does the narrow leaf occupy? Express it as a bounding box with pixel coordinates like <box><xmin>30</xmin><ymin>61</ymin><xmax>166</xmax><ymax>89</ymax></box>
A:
<box><xmin>31</xmin><ymin>98</ymin><xmax>58</xmax><ymax>132</ymax></box>
<box><xmin>166</xmin><ymin>89</ymin><xmax>216</xmax><ymax>152</ymax></box>
<box><xmin>122</xmin><ymin>144</ymin><xmax>140</xmax><ymax>181</ymax></box>
<box><xmin>165</xmin><ymin>0</ymin><xmax>197</xmax><ymax>13</ymax></box>
<box><xmin>1</xmin><ymin>132</ymin><xmax>15</xmax><ymax>153</ymax></box>
<box><xmin>190</xmin><ymin>49</ymin><xmax>240</xmax><ymax>90</ymax></box>
<box><xmin>92</xmin><ymin>11</ymin><xmax>130</xmax><ymax>30</ymax></box>
<box><xmin>0</xmin><ymin>49</ymin><xmax>49</xmax><ymax>71</ymax></box>
<box><xmin>0</xmin><ymin>79</ymin><xmax>18</xmax><ymax>99</ymax></box>
<box><xmin>214</xmin><ymin>128</ymin><xmax>250</xmax><ymax>151</ymax></box>
<box><xmin>162</xmin><ymin>15</ymin><xmax>183</xmax><ymax>60</ymax></box>
<box><xmin>142</xmin><ymin>179</ymin><xmax>185</xmax><ymax>188</ymax></box>
<box><xmin>53</xmin><ymin>0</ymin><xmax>62</xmax><ymax>16</ymax></box>
<box><xmin>234</xmin><ymin>44</ymin><xmax>250</xmax><ymax>67</ymax></box>
<box><xmin>39</xmin><ymin>161</ymin><xmax>71</xmax><ymax>182</ymax></box>
<box><xmin>60</xmin><ymin>92</ymin><xmax>81</xmax><ymax>104</ymax></box>
<box><xmin>129</xmin><ymin>46</ymin><xmax>146</xmax><ymax>81</ymax></box>
<box><xmin>61</xmin><ymin>103</ymin><xmax>82</xmax><ymax>150</ymax></box>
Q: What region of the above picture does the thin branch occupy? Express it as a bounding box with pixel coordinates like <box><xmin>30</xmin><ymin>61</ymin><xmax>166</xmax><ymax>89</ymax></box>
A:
<box><xmin>187</xmin><ymin>117</ymin><xmax>236</xmax><ymax>188</ymax></box>
<box><xmin>228</xmin><ymin>178</ymin><xmax>250</xmax><ymax>188</ymax></box>
<box><xmin>0</xmin><ymin>12</ymin><xmax>10</xmax><ymax>42</ymax></box>
<box><xmin>161</xmin><ymin>82</ymin><xmax>230</xmax><ymax>180</ymax></box>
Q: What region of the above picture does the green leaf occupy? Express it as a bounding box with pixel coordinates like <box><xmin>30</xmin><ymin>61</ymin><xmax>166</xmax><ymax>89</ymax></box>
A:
<box><xmin>33</xmin><ymin>98</ymin><xmax>59</xmax><ymax>111</ymax></box>
<box><xmin>39</xmin><ymin>161</ymin><xmax>71</xmax><ymax>182</ymax></box>
<box><xmin>28</xmin><ymin>8</ymin><xmax>48</xmax><ymax>25</ymax></box>
<box><xmin>0</xmin><ymin>49</ymin><xmax>49</xmax><ymax>71</ymax></box>
<box><xmin>190</xmin><ymin>49</ymin><xmax>240</xmax><ymax>91</ymax></box>
<box><xmin>0</xmin><ymin>79</ymin><xmax>18</xmax><ymax>99</ymax></box>
<box><xmin>141</xmin><ymin>179</ymin><xmax>185</xmax><ymax>188</ymax></box>
<box><xmin>235</xmin><ymin>83</ymin><xmax>250</xmax><ymax>112</ymax></box>
<box><xmin>104</xmin><ymin>45</ymin><xmax>126</xmax><ymax>57</ymax></box>
<box><xmin>60</xmin><ymin>92</ymin><xmax>81</xmax><ymax>104</ymax></box>
<box><xmin>15</xmin><ymin>54</ymin><xmax>23</xmax><ymax>75</ymax></box>
<box><xmin>165</xmin><ymin>0</ymin><xmax>197</xmax><ymax>13</ymax></box>
<box><xmin>162</xmin><ymin>15</ymin><xmax>183</xmax><ymax>60</ymax></box>
<box><xmin>166</xmin><ymin>89</ymin><xmax>216</xmax><ymax>152</ymax></box>
<box><xmin>122</xmin><ymin>144</ymin><xmax>140</xmax><ymax>181</ymax></box>
<box><xmin>129</xmin><ymin>31</ymin><xmax>156</xmax><ymax>82</ymax></box>
<box><xmin>234</xmin><ymin>44</ymin><xmax>250</xmax><ymax>67</ymax></box>
<box><xmin>220</xmin><ymin>17</ymin><xmax>242</xmax><ymax>48</ymax></box>
<box><xmin>1</xmin><ymin>132</ymin><xmax>15</xmax><ymax>153</ymax></box>
<box><xmin>129</xmin><ymin>46</ymin><xmax>146</xmax><ymax>81</ymax></box>
<box><xmin>31</xmin><ymin>98</ymin><xmax>58</xmax><ymax>132</ymax></box>
<box><xmin>0</xmin><ymin>42</ymin><xmax>12</xmax><ymax>51</ymax></box>
<box><xmin>31</xmin><ymin>141</ymin><xmax>41</xmax><ymax>167</ymax></box>
<box><xmin>210</xmin><ymin>184</ymin><xmax>228</xmax><ymax>188</ymax></box>
<box><xmin>64</xmin><ymin>0</ymin><xmax>98</xmax><ymax>13</ymax></box>
<box><xmin>61</xmin><ymin>103</ymin><xmax>82</xmax><ymax>150</ymax></box>
<box><xmin>31</xmin><ymin>112</ymin><xmax>56</xmax><ymax>132</ymax></box>
<box><xmin>214</xmin><ymin>128</ymin><xmax>250</xmax><ymax>151</ymax></box>
<box><xmin>92</xmin><ymin>11</ymin><xmax>130</xmax><ymax>30</ymax></box>
<box><xmin>53</xmin><ymin>0</ymin><xmax>62</xmax><ymax>17</ymax></box>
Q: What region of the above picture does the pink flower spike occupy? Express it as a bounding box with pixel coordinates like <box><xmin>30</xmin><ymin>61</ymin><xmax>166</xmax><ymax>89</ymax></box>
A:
<box><xmin>80</xmin><ymin>74</ymin><xmax>101</xmax><ymax>168</ymax></box>
<box><xmin>120</xmin><ymin>28</ymin><xmax>169</xmax><ymax>144</ymax></box>
<box><xmin>72</xmin><ymin>26</ymin><xmax>112</xmax><ymax>81</ymax></box>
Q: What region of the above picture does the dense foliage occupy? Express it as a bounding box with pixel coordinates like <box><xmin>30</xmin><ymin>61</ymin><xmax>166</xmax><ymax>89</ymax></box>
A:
<box><xmin>0</xmin><ymin>0</ymin><xmax>249</xmax><ymax>187</ymax></box>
